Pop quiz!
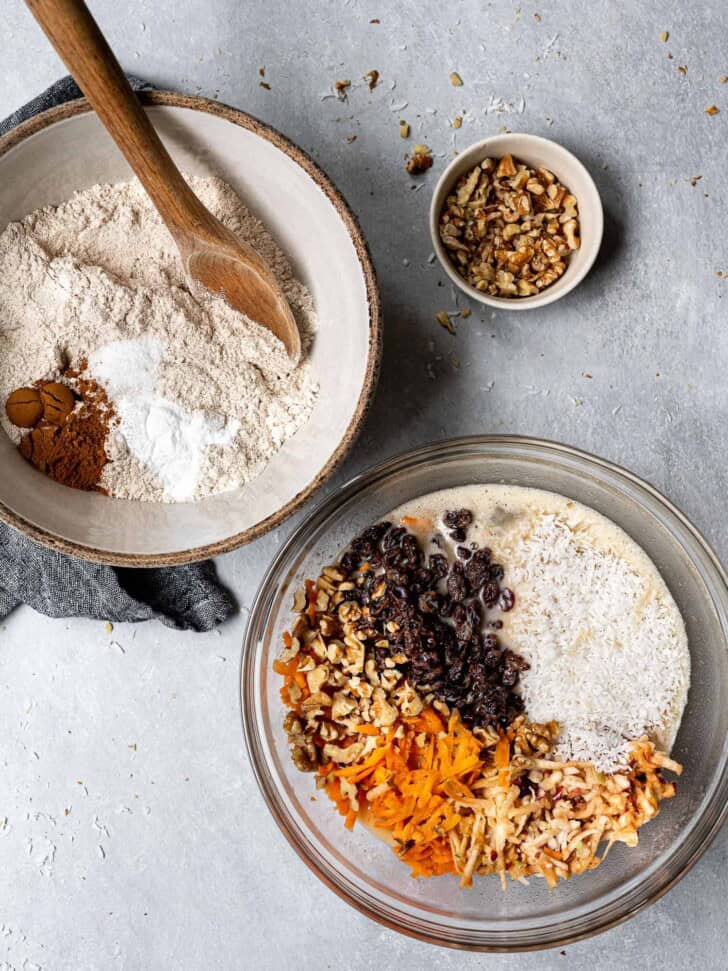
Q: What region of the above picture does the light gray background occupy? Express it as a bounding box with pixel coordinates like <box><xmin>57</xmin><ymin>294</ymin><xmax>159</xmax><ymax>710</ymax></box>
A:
<box><xmin>2</xmin><ymin>0</ymin><xmax>727</xmax><ymax>968</ymax></box>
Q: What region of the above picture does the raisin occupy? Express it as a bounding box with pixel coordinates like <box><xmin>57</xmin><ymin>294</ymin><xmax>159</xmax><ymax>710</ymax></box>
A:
<box><xmin>465</xmin><ymin>549</ymin><xmax>492</xmax><ymax>587</ymax></box>
<box><xmin>481</xmin><ymin>581</ymin><xmax>500</xmax><ymax>607</ymax></box>
<box><xmin>383</xmin><ymin>526</ymin><xmax>406</xmax><ymax>550</ymax></box>
<box><xmin>499</xmin><ymin>588</ymin><xmax>515</xmax><ymax>612</ymax></box>
<box><xmin>429</xmin><ymin>553</ymin><xmax>449</xmax><ymax>580</ymax></box>
<box><xmin>446</xmin><ymin>562</ymin><xmax>468</xmax><ymax>602</ymax></box>
<box><xmin>337</xmin><ymin>515</ymin><xmax>526</xmax><ymax>732</ymax></box>
<box><xmin>443</xmin><ymin>509</ymin><xmax>474</xmax><ymax>530</ymax></box>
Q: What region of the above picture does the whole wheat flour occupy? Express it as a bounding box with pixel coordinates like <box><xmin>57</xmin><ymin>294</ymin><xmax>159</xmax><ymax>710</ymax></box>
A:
<box><xmin>0</xmin><ymin>175</ymin><xmax>319</xmax><ymax>501</ymax></box>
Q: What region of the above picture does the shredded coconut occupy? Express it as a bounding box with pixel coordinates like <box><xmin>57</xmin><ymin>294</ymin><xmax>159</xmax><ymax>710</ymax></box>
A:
<box><xmin>505</xmin><ymin>512</ymin><xmax>690</xmax><ymax>771</ymax></box>
<box><xmin>0</xmin><ymin>175</ymin><xmax>319</xmax><ymax>501</ymax></box>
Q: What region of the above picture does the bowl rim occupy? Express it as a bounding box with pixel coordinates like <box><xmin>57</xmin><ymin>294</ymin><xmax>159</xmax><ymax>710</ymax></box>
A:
<box><xmin>428</xmin><ymin>132</ymin><xmax>604</xmax><ymax>311</ymax></box>
<box><xmin>0</xmin><ymin>90</ymin><xmax>382</xmax><ymax>567</ymax></box>
<box><xmin>241</xmin><ymin>434</ymin><xmax>728</xmax><ymax>952</ymax></box>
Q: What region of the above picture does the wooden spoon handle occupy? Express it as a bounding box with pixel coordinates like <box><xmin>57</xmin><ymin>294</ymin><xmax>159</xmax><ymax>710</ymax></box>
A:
<box><xmin>24</xmin><ymin>0</ymin><xmax>210</xmax><ymax>242</ymax></box>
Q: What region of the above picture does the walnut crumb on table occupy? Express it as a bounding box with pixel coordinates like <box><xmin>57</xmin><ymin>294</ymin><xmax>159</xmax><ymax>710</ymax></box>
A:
<box><xmin>405</xmin><ymin>144</ymin><xmax>433</xmax><ymax>175</ymax></box>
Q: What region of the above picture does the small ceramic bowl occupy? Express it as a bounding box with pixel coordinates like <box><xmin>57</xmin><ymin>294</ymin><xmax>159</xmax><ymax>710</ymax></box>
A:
<box><xmin>0</xmin><ymin>92</ymin><xmax>381</xmax><ymax>566</ymax></box>
<box><xmin>429</xmin><ymin>133</ymin><xmax>603</xmax><ymax>310</ymax></box>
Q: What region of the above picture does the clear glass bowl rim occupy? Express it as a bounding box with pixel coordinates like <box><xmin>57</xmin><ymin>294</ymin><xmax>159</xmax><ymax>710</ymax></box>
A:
<box><xmin>240</xmin><ymin>435</ymin><xmax>728</xmax><ymax>951</ymax></box>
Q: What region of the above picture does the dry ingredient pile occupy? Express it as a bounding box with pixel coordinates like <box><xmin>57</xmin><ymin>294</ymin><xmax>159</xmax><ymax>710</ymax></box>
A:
<box><xmin>0</xmin><ymin>175</ymin><xmax>318</xmax><ymax>501</ymax></box>
<box><xmin>275</xmin><ymin>486</ymin><xmax>689</xmax><ymax>888</ymax></box>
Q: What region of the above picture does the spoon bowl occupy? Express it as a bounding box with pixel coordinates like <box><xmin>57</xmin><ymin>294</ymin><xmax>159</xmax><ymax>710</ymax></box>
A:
<box><xmin>183</xmin><ymin>232</ymin><xmax>301</xmax><ymax>361</ymax></box>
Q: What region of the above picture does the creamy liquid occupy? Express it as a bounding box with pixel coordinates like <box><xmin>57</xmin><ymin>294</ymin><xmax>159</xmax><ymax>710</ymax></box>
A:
<box><xmin>387</xmin><ymin>484</ymin><xmax>690</xmax><ymax>770</ymax></box>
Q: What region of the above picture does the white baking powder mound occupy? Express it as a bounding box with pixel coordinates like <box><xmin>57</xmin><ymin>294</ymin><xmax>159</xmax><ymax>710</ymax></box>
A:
<box><xmin>88</xmin><ymin>337</ymin><xmax>239</xmax><ymax>501</ymax></box>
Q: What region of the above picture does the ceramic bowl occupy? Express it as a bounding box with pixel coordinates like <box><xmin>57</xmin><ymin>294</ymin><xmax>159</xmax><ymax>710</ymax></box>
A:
<box><xmin>242</xmin><ymin>436</ymin><xmax>728</xmax><ymax>950</ymax></box>
<box><xmin>429</xmin><ymin>133</ymin><xmax>603</xmax><ymax>310</ymax></box>
<box><xmin>0</xmin><ymin>92</ymin><xmax>381</xmax><ymax>565</ymax></box>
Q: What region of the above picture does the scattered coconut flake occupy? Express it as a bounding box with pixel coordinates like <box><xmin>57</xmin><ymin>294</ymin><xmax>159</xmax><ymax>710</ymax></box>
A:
<box><xmin>399</xmin><ymin>120</ymin><xmax>410</xmax><ymax>137</ymax></box>
<box><xmin>660</xmin><ymin>30</ymin><xmax>669</xmax><ymax>42</ymax></box>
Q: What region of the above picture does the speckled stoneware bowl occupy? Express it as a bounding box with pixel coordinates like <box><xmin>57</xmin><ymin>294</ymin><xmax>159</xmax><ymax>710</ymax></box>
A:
<box><xmin>0</xmin><ymin>92</ymin><xmax>381</xmax><ymax>566</ymax></box>
<box><xmin>430</xmin><ymin>133</ymin><xmax>603</xmax><ymax>310</ymax></box>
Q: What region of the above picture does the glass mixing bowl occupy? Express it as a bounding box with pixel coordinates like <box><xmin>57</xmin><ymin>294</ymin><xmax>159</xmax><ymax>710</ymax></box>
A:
<box><xmin>241</xmin><ymin>437</ymin><xmax>728</xmax><ymax>950</ymax></box>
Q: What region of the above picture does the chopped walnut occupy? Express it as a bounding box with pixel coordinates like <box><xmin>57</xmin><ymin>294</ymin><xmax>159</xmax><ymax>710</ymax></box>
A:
<box><xmin>438</xmin><ymin>153</ymin><xmax>580</xmax><ymax>297</ymax></box>
<box><xmin>278</xmin><ymin>555</ymin><xmax>426</xmax><ymax>777</ymax></box>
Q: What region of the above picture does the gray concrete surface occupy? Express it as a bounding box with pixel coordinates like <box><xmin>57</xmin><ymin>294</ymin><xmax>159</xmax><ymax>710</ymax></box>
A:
<box><xmin>2</xmin><ymin>0</ymin><xmax>727</xmax><ymax>968</ymax></box>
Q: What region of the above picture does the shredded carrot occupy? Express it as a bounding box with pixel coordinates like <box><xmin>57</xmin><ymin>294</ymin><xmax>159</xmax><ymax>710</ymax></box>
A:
<box><xmin>407</xmin><ymin>708</ymin><xmax>445</xmax><ymax>735</ymax></box>
<box><xmin>399</xmin><ymin>514</ymin><xmax>433</xmax><ymax>530</ymax></box>
<box><xmin>282</xmin><ymin>631</ymin><xmax>293</xmax><ymax>648</ymax></box>
<box><xmin>317</xmin><ymin>708</ymin><xmax>483</xmax><ymax>878</ymax></box>
<box><xmin>355</xmin><ymin>723</ymin><xmax>380</xmax><ymax>735</ymax></box>
<box><xmin>495</xmin><ymin>734</ymin><xmax>510</xmax><ymax>787</ymax></box>
<box><xmin>325</xmin><ymin>779</ymin><xmax>350</xmax><ymax>817</ymax></box>
<box><xmin>272</xmin><ymin>656</ymin><xmax>298</xmax><ymax>678</ymax></box>
<box><xmin>345</xmin><ymin>809</ymin><xmax>358</xmax><ymax>831</ymax></box>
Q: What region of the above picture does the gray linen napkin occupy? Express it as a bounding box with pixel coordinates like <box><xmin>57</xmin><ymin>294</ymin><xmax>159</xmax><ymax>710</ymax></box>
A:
<box><xmin>0</xmin><ymin>77</ymin><xmax>237</xmax><ymax>631</ymax></box>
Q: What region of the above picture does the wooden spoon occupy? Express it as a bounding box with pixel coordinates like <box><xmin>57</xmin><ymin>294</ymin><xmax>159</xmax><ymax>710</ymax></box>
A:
<box><xmin>25</xmin><ymin>0</ymin><xmax>302</xmax><ymax>362</ymax></box>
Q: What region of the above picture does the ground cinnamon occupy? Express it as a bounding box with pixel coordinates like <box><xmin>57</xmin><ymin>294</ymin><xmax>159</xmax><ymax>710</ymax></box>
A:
<box><xmin>15</xmin><ymin>370</ymin><xmax>114</xmax><ymax>492</ymax></box>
